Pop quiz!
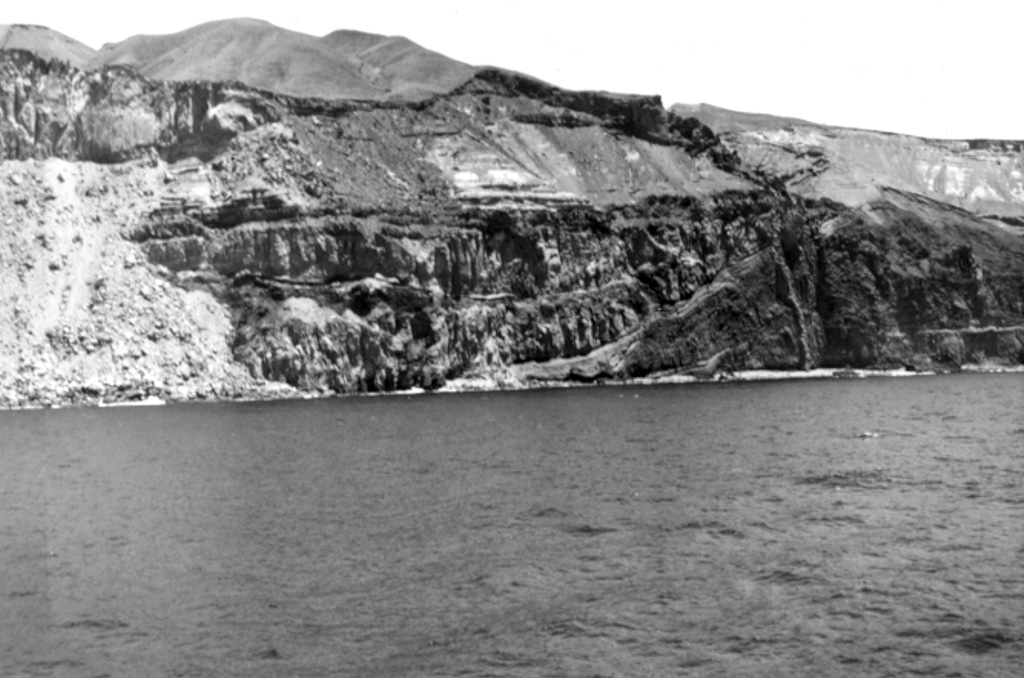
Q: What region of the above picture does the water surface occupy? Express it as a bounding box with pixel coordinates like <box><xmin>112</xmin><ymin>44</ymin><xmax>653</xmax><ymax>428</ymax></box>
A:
<box><xmin>2</xmin><ymin>374</ymin><xmax>1022</xmax><ymax>677</ymax></box>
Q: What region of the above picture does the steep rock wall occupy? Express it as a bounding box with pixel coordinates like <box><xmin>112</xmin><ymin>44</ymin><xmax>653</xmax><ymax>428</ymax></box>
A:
<box><xmin>818</xmin><ymin>189</ymin><xmax>1024</xmax><ymax>367</ymax></box>
<box><xmin>0</xmin><ymin>50</ymin><xmax>279</xmax><ymax>163</ymax></box>
<box><xmin>1</xmin><ymin>50</ymin><xmax>1023</xmax><ymax>405</ymax></box>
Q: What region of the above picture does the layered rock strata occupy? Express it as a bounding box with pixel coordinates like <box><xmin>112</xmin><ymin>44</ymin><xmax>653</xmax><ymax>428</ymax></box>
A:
<box><xmin>1</xmin><ymin>49</ymin><xmax>1022</xmax><ymax>406</ymax></box>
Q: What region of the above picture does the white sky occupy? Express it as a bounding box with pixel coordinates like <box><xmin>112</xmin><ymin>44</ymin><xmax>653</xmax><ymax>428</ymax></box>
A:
<box><xmin>8</xmin><ymin>0</ymin><xmax>1023</xmax><ymax>139</ymax></box>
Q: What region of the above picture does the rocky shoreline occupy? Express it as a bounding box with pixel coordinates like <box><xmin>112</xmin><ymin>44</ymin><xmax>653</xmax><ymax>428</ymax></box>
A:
<box><xmin>5</xmin><ymin>362</ymin><xmax>1020</xmax><ymax>411</ymax></box>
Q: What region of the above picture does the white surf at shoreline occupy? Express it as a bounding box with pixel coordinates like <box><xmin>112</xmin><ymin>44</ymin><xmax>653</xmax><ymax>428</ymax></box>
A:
<box><xmin>5</xmin><ymin>364</ymin><xmax>1022</xmax><ymax>410</ymax></box>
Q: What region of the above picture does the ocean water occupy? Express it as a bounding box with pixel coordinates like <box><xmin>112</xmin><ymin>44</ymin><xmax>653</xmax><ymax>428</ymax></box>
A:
<box><xmin>1</xmin><ymin>373</ymin><xmax>1022</xmax><ymax>677</ymax></box>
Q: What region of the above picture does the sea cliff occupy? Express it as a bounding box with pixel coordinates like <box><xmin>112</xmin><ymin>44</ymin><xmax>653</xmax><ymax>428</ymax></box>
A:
<box><xmin>1</xmin><ymin>31</ymin><xmax>1021</xmax><ymax>407</ymax></box>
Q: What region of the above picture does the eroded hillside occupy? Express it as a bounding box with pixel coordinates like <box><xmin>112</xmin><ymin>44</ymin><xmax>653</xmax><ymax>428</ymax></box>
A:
<box><xmin>1</xmin><ymin>40</ymin><xmax>1022</xmax><ymax>406</ymax></box>
<box><xmin>93</xmin><ymin>19</ymin><xmax>477</xmax><ymax>101</ymax></box>
<box><xmin>673</xmin><ymin>103</ymin><xmax>1024</xmax><ymax>225</ymax></box>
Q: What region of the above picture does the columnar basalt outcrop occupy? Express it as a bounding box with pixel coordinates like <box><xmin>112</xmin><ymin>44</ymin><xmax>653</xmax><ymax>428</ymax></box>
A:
<box><xmin>1</xmin><ymin>35</ymin><xmax>1022</xmax><ymax>406</ymax></box>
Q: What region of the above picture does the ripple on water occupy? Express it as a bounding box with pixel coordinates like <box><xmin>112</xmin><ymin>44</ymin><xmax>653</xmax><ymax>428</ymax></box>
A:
<box><xmin>1</xmin><ymin>373</ymin><xmax>1022</xmax><ymax>677</ymax></box>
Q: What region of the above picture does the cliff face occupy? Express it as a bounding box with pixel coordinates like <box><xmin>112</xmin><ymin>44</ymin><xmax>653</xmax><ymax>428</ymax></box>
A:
<box><xmin>818</xmin><ymin>188</ymin><xmax>1024</xmax><ymax>367</ymax></box>
<box><xmin>1</xmin><ymin>42</ymin><xmax>1021</xmax><ymax>406</ymax></box>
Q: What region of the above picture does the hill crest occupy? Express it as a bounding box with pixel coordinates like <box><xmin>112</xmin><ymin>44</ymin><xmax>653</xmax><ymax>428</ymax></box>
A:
<box><xmin>90</xmin><ymin>18</ymin><xmax>477</xmax><ymax>101</ymax></box>
<box><xmin>0</xmin><ymin>23</ymin><xmax>96</xmax><ymax>69</ymax></box>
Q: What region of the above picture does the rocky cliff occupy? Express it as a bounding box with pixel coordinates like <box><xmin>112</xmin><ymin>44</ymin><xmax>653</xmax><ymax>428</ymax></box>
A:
<box><xmin>1</xmin><ymin>24</ymin><xmax>1021</xmax><ymax>406</ymax></box>
<box><xmin>673</xmin><ymin>103</ymin><xmax>1024</xmax><ymax>225</ymax></box>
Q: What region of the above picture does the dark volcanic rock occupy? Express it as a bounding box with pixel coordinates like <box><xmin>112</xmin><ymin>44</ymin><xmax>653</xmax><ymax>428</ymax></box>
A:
<box><xmin>1</xmin><ymin>25</ymin><xmax>1023</xmax><ymax>405</ymax></box>
<box><xmin>818</xmin><ymin>188</ymin><xmax>1024</xmax><ymax>367</ymax></box>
